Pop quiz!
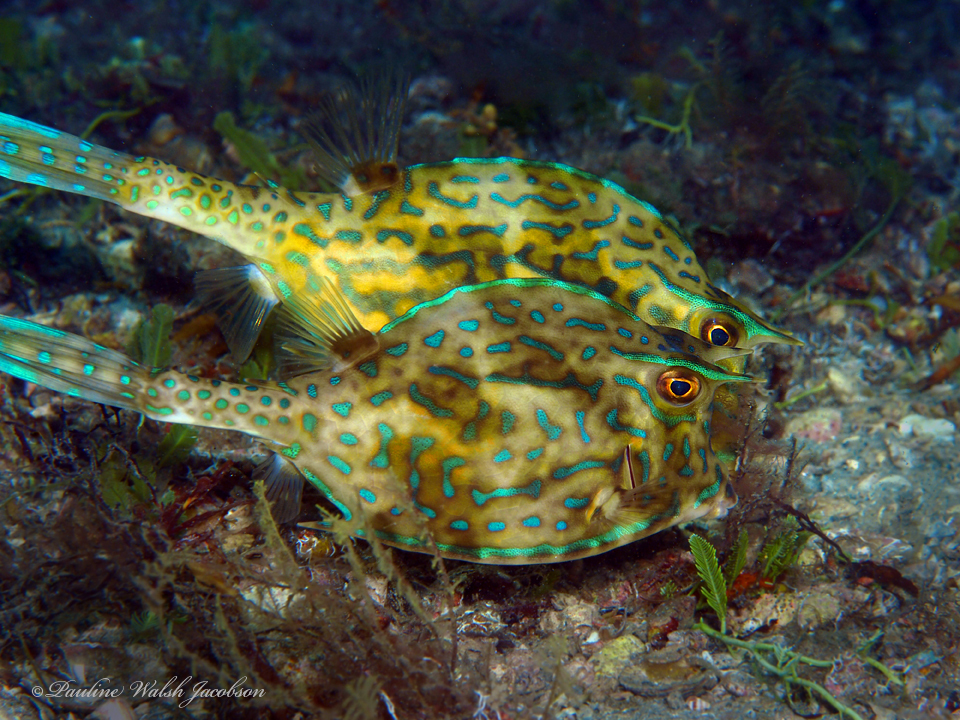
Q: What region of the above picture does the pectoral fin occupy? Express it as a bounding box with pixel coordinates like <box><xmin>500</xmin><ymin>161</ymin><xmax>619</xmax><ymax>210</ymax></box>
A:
<box><xmin>274</xmin><ymin>276</ymin><xmax>379</xmax><ymax>378</ymax></box>
<box><xmin>255</xmin><ymin>453</ymin><xmax>304</xmax><ymax>523</ymax></box>
<box><xmin>194</xmin><ymin>264</ymin><xmax>279</xmax><ymax>362</ymax></box>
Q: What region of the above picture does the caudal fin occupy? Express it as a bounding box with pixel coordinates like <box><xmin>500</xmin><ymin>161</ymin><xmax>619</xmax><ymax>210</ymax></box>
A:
<box><xmin>0</xmin><ymin>112</ymin><xmax>140</xmax><ymax>204</ymax></box>
<box><xmin>0</xmin><ymin>314</ymin><xmax>148</xmax><ymax>411</ymax></box>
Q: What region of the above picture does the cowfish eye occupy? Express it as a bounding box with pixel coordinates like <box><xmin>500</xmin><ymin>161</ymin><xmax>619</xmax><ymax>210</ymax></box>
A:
<box><xmin>656</xmin><ymin>369</ymin><xmax>702</xmax><ymax>405</ymax></box>
<box><xmin>700</xmin><ymin>318</ymin><xmax>739</xmax><ymax>348</ymax></box>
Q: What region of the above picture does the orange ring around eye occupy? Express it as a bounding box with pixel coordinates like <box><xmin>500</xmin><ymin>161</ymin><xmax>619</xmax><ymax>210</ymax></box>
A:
<box><xmin>700</xmin><ymin>318</ymin><xmax>740</xmax><ymax>348</ymax></box>
<box><xmin>656</xmin><ymin>369</ymin><xmax>702</xmax><ymax>405</ymax></box>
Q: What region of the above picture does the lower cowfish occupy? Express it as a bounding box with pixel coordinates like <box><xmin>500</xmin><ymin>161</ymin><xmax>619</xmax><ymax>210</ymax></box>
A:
<box><xmin>0</xmin><ymin>278</ymin><xmax>748</xmax><ymax>564</ymax></box>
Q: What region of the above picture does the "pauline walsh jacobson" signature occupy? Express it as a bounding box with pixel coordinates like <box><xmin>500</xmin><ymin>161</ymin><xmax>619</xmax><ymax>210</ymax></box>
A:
<box><xmin>36</xmin><ymin>676</ymin><xmax>265</xmax><ymax>708</ymax></box>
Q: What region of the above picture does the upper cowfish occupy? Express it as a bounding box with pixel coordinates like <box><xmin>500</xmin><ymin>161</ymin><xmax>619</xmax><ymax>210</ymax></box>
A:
<box><xmin>0</xmin><ymin>278</ymin><xmax>748</xmax><ymax>564</ymax></box>
<box><xmin>0</xmin><ymin>77</ymin><xmax>799</xmax><ymax>369</ymax></box>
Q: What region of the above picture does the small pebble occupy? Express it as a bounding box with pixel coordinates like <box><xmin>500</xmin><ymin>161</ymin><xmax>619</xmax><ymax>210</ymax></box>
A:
<box><xmin>827</xmin><ymin>367</ymin><xmax>864</xmax><ymax>404</ymax></box>
<box><xmin>898</xmin><ymin>413</ymin><xmax>956</xmax><ymax>442</ymax></box>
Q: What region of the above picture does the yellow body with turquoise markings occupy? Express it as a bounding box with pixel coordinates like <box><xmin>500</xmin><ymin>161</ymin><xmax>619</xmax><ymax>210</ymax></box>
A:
<box><xmin>0</xmin><ymin>112</ymin><xmax>797</xmax><ymax>354</ymax></box>
<box><xmin>0</xmin><ymin>279</ymin><xmax>747</xmax><ymax>563</ymax></box>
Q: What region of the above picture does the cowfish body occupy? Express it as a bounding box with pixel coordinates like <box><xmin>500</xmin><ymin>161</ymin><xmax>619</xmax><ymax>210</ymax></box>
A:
<box><xmin>0</xmin><ymin>279</ymin><xmax>747</xmax><ymax>564</ymax></box>
<box><xmin>0</xmin><ymin>113</ymin><xmax>797</xmax><ymax>353</ymax></box>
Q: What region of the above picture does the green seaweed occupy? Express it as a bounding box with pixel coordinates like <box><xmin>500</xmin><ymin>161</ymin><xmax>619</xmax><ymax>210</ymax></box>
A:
<box><xmin>689</xmin><ymin>534</ymin><xmax>727</xmax><ymax>633</ymax></box>
<box><xmin>659</xmin><ymin>579</ymin><xmax>679</xmax><ymax>600</ymax></box>
<box><xmin>213</xmin><ymin>112</ymin><xmax>307</xmax><ymax>190</ymax></box>
<box><xmin>131</xmin><ymin>304</ymin><xmax>174</xmax><ymax>369</ymax></box>
<box><xmin>723</xmin><ymin>529</ymin><xmax>749</xmax><ymax>587</ymax></box>
<box><xmin>98</xmin><ymin>443</ymin><xmax>155</xmax><ymax>512</ymax></box>
<box><xmin>0</xmin><ymin>18</ymin><xmax>26</xmax><ymax>70</ymax></box>
<box><xmin>759</xmin><ymin>523</ymin><xmax>811</xmax><ymax>583</ymax></box>
<box><xmin>691</xmin><ymin>534</ymin><xmax>898</xmax><ymax>720</ymax></box>
<box><xmin>208</xmin><ymin>23</ymin><xmax>268</xmax><ymax>94</ymax></box>
<box><xmin>129</xmin><ymin>610</ymin><xmax>160</xmax><ymax>641</ymax></box>
<box><xmin>156</xmin><ymin>425</ymin><xmax>199</xmax><ymax>469</ymax></box>
<box><xmin>628</xmin><ymin>72</ymin><xmax>669</xmax><ymax>117</ymax></box>
<box><xmin>634</xmin><ymin>83</ymin><xmax>699</xmax><ymax>149</ymax></box>
<box><xmin>239</xmin><ymin>328</ymin><xmax>277</xmax><ymax>381</ymax></box>
<box><xmin>774</xmin><ymin>194</ymin><xmax>902</xmax><ymax>320</ymax></box>
<box><xmin>928</xmin><ymin>211</ymin><xmax>960</xmax><ymax>271</ymax></box>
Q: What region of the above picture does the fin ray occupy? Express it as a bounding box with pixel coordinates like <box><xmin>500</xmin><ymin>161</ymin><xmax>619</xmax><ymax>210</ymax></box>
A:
<box><xmin>301</xmin><ymin>73</ymin><xmax>409</xmax><ymax>195</ymax></box>
<box><xmin>194</xmin><ymin>265</ymin><xmax>279</xmax><ymax>361</ymax></box>
<box><xmin>0</xmin><ymin>315</ymin><xmax>147</xmax><ymax>411</ymax></box>
<box><xmin>254</xmin><ymin>453</ymin><xmax>304</xmax><ymax>523</ymax></box>
<box><xmin>275</xmin><ymin>277</ymin><xmax>379</xmax><ymax>378</ymax></box>
<box><xmin>0</xmin><ymin>112</ymin><xmax>136</xmax><ymax>204</ymax></box>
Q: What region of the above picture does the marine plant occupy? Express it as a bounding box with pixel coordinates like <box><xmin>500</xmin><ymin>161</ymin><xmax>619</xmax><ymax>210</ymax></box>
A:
<box><xmin>928</xmin><ymin>211</ymin><xmax>960</xmax><ymax>271</ymax></box>
<box><xmin>690</xmin><ymin>534</ymin><xmax>901</xmax><ymax>720</ymax></box>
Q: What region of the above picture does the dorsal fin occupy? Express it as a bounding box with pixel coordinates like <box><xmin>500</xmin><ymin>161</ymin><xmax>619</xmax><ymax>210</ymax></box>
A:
<box><xmin>194</xmin><ymin>265</ymin><xmax>279</xmax><ymax>362</ymax></box>
<box><xmin>274</xmin><ymin>276</ymin><xmax>379</xmax><ymax>378</ymax></box>
<box><xmin>301</xmin><ymin>73</ymin><xmax>409</xmax><ymax>196</ymax></box>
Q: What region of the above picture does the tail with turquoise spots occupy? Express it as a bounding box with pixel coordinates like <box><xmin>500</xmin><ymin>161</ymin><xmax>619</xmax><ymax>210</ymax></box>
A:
<box><xmin>0</xmin><ymin>313</ymin><xmax>316</xmax><ymax>521</ymax></box>
<box><xmin>0</xmin><ymin>314</ymin><xmax>151</xmax><ymax>411</ymax></box>
<box><xmin>0</xmin><ymin>112</ymin><xmax>141</xmax><ymax>204</ymax></box>
<box><xmin>0</xmin><ymin>112</ymin><xmax>316</xmax><ymax>266</ymax></box>
<box><xmin>0</xmin><ymin>314</ymin><xmax>306</xmax><ymax>443</ymax></box>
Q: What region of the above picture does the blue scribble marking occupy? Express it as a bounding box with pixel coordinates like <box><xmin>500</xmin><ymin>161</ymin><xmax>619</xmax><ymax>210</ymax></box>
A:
<box><xmin>521</xmin><ymin>220</ymin><xmax>573</xmax><ymax>238</ymax></box>
<box><xmin>622</xmin><ymin>236</ymin><xmax>654</xmax><ymax>251</ymax></box>
<box><xmin>442</xmin><ymin>457</ymin><xmax>466</xmax><ymax>497</ymax></box>
<box><xmin>370</xmin><ymin>423</ymin><xmax>394</xmax><ymax>468</ymax></box>
<box><xmin>565</xmin><ymin>318</ymin><xmax>606</xmax><ymax>332</ymax></box>
<box><xmin>583</xmin><ymin>203</ymin><xmax>619</xmax><ymax>229</ymax></box>
<box><xmin>429</xmin><ymin>181</ymin><xmax>478</xmax><ymax>208</ymax></box>
<box><xmin>518</xmin><ymin>335</ymin><xmax>563</xmax><ymax>360</ymax></box>
<box><xmin>429</xmin><ymin>365</ymin><xmax>479</xmax><ymax>389</ymax></box>
<box><xmin>472</xmin><ymin>479</ymin><xmax>541</xmax><ymax>506</ymax></box>
<box><xmin>409</xmin><ymin>384</ymin><xmax>453</xmax><ymax>417</ymax></box>
<box><xmin>605</xmin><ymin>409</ymin><xmax>647</xmax><ymax>438</ymax></box>
<box><xmin>486</xmin><ymin>370</ymin><xmax>603</xmax><ymax>403</ymax></box>
<box><xmin>576</xmin><ymin>411</ymin><xmax>591</xmax><ymax>443</ymax></box>
<box><xmin>376</xmin><ymin>229</ymin><xmax>414</xmax><ymax>245</ymax></box>
<box><xmin>424</xmin><ymin>330</ymin><xmax>445</xmax><ymax>348</ymax></box>
<box><xmin>536</xmin><ymin>409</ymin><xmax>562</xmax><ymax>441</ymax></box>
<box><xmin>459</xmin><ymin>223</ymin><xmax>508</xmax><ymax>237</ymax></box>
<box><xmin>490</xmin><ymin>191</ymin><xmax>579</xmax><ymax>211</ymax></box>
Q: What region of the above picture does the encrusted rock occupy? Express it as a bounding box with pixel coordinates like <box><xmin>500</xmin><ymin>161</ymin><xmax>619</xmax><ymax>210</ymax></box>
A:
<box><xmin>619</xmin><ymin>647</ymin><xmax>720</xmax><ymax>698</ymax></box>
<box><xmin>590</xmin><ymin>634</ymin><xmax>647</xmax><ymax>679</ymax></box>
<box><xmin>785</xmin><ymin>407</ymin><xmax>843</xmax><ymax>442</ymax></box>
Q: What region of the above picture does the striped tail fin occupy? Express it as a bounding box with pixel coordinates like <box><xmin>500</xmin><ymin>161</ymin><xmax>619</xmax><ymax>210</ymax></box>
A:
<box><xmin>0</xmin><ymin>314</ymin><xmax>150</xmax><ymax>411</ymax></box>
<box><xmin>0</xmin><ymin>112</ymin><xmax>140</xmax><ymax>204</ymax></box>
